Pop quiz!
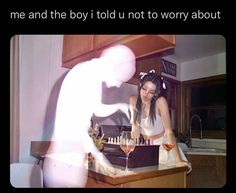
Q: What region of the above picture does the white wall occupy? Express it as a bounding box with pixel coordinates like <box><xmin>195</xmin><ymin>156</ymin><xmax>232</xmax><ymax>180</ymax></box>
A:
<box><xmin>19</xmin><ymin>35</ymin><xmax>68</xmax><ymax>163</ymax></box>
<box><xmin>180</xmin><ymin>52</ymin><xmax>226</xmax><ymax>81</ymax></box>
<box><xmin>162</xmin><ymin>52</ymin><xmax>226</xmax><ymax>81</ymax></box>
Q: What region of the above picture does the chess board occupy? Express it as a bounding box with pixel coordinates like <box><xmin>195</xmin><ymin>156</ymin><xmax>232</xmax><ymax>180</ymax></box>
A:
<box><xmin>102</xmin><ymin>142</ymin><xmax>160</xmax><ymax>168</ymax></box>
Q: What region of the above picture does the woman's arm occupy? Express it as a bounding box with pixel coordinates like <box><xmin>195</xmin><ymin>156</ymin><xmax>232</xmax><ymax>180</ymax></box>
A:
<box><xmin>157</xmin><ymin>97</ymin><xmax>183</xmax><ymax>162</ymax></box>
<box><xmin>157</xmin><ymin>97</ymin><xmax>192</xmax><ymax>173</ymax></box>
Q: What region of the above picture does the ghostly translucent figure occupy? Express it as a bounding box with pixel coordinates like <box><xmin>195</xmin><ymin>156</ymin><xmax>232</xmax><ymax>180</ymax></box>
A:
<box><xmin>43</xmin><ymin>45</ymin><xmax>136</xmax><ymax>187</ymax></box>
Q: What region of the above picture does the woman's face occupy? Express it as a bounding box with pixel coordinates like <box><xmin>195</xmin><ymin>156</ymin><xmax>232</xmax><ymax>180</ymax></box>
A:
<box><xmin>140</xmin><ymin>81</ymin><xmax>157</xmax><ymax>103</ymax></box>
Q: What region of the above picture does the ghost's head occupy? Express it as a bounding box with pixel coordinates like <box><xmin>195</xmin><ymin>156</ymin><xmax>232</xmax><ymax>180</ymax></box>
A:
<box><xmin>100</xmin><ymin>45</ymin><xmax>136</xmax><ymax>87</ymax></box>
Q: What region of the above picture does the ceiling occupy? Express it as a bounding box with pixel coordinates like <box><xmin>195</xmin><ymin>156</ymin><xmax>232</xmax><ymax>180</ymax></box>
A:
<box><xmin>166</xmin><ymin>35</ymin><xmax>226</xmax><ymax>63</ymax></box>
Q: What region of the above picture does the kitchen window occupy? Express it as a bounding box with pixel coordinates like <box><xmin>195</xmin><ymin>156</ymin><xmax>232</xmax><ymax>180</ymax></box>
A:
<box><xmin>182</xmin><ymin>75</ymin><xmax>226</xmax><ymax>139</ymax></box>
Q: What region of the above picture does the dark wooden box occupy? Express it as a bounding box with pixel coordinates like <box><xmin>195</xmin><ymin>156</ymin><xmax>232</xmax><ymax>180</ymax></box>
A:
<box><xmin>102</xmin><ymin>143</ymin><xmax>159</xmax><ymax>168</ymax></box>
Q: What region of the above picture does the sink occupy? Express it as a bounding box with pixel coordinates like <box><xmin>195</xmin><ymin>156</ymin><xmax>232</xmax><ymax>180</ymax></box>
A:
<box><xmin>191</xmin><ymin>138</ymin><xmax>226</xmax><ymax>150</ymax></box>
<box><xmin>185</xmin><ymin>147</ymin><xmax>226</xmax><ymax>153</ymax></box>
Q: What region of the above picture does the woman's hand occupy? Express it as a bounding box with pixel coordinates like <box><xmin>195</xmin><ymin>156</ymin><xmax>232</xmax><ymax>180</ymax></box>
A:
<box><xmin>131</xmin><ymin>124</ymin><xmax>140</xmax><ymax>139</ymax></box>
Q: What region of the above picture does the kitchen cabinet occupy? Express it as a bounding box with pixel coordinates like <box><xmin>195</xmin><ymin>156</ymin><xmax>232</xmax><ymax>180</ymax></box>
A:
<box><xmin>186</xmin><ymin>154</ymin><xmax>226</xmax><ymax>188</ymax></box>
<box><xmin>164</xmin><ymin>78</ymin><xmax>181</xmax><ymax>131</ymax></box>
<box><xmin>93</xmin><ymin>35</ymin><xmax>129</xmax><ymax>50</ymax></box>
<box><xmin>127</xmin><ymin>55</ymin><xmax>162</xmax><ymax>85</ymax></box>
<box><xmin>62</xmin><ymin>35</ymin><xmax>175</xmax><ymax>69</ymax></box>
<box><xmin>62</xmin><ymin>35</ymin><xmax>94</xmax><ymax>68</ymax></box>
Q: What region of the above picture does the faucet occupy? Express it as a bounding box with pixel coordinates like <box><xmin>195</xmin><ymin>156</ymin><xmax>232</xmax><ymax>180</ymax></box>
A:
<box><xmin>189</xmin><ymin>114</ymin><xmax>203</xmax><ymax>147</ymax></box>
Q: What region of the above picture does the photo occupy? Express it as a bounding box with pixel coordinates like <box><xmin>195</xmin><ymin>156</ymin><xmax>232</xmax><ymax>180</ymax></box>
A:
<box><xmin>10</xmin><ymin>34</ymin><xmax>226</xmax><ymax>188</ymax></box>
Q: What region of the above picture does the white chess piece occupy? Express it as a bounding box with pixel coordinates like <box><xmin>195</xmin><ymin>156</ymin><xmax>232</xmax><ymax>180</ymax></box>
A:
<box><xmin>116</xmin><ymin>136</ymin><xmax>119</xmax><ymax>144</ymax></box>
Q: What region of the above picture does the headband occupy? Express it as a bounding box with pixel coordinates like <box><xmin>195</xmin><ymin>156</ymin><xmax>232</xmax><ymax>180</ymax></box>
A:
<box><xmin>139</xmin><ymin>69</ymin><xmax>166</xmax><ymax>90</ymax></box>
<box><xmin>139</xmin><ymin>69</ymin><xmax>155</xmax><ymax>79</ymax></box>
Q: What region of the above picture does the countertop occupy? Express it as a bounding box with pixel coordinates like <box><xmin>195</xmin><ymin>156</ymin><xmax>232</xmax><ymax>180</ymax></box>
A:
<box><xmin>31</xmin><ymin>141</ymin><xmax>189</xmax><ymax>187</ymax></box>
<box><xmin>87</xmin><ymin>163</ymin><xmax>188</xmax><ymax>187</ymax></box>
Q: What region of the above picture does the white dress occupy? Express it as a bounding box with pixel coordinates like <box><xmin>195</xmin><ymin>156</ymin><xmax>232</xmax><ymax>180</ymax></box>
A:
<box><xmin>140</xmin><ymin>114</ymin><xmax>188</xmax><ymax>165</ymax></box>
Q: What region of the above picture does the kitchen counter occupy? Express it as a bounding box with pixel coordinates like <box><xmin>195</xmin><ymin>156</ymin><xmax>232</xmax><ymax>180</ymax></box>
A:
<box><xmin>31</xmin><ymin>141</ymin><xmax>188</xmax><ymax>188</ymax></box>
<box><xmin>86</xmin><ymin>163</ymin><xmax>188</xmax><ymax>188</ymax></box>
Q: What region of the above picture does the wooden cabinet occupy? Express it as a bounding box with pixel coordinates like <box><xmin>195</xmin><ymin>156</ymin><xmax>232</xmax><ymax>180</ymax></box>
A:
<box><xmin>164</xmin><ymin>78</ymin><xmax>181</xmax><ymax>131</ymax></box>
<box><xmin>186</xmin><ymin>154</ymin><xmax>226</xmax><ymax>188</ymax></box>
<box><xmin>62</xmin><ymin>35</ymin><xmax>176</xmax><ymax>69</ymax></box>
<box><xmin>62</xmin><ymin>35</ymin><xmax>94</xmax><ymax>68</ymax></box>
<box><xmin>127</xmin><ymin>55</ymin><xmax>162</xmax><ymax>85</ymax></box>
<box><xmin>93</xmin><ymin>35</ymin><xmax>129</xmax><ymax>50</ymax></box>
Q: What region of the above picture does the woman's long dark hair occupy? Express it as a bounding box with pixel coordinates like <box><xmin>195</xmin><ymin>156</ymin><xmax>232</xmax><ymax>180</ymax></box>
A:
<box><xmin>133</xmin><ymin>72</ymin><xmax>167</xmax><ymax>126</ymax></box>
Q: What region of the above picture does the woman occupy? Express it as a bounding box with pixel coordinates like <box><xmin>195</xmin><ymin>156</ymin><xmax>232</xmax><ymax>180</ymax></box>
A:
<box><xmin>43</xmin><ymin>44</ymin><xmax>136</xmax><ymax>187</ymax></box>
<box><xmin>129</xmin><ymin>70</ymin><xmax>191</xmax><ymax>172</ymax></box>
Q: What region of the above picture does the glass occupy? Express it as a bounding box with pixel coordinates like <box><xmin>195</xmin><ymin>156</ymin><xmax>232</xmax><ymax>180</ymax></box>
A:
<box><xmin>120</xmin><ymin>131</ymin><xmax>136</xmax><ymax>173</ymax></box>
<box><xmin>162</xmin><ymin>134</ymin><xmax>175</xmax><ymax>166</ymax></box>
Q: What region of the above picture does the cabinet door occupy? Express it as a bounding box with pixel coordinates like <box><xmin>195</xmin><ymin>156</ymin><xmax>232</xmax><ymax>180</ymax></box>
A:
<box><xmin>62</xmin><ymin>35</ymin><xmax>176</xmax><ymax>69</ymax></box>
<box><xmin>135</xmin><ymin>56</ymin><xmax>161</xmax><ymax>78</ymax></box>
<box><xmin>186</xmin><ymin>155</ymin><xmax>226</xmax><ymax>188</ymax></box>
<box><xmin>123</xmin><ymin>35</ymin><xmax>175</xmax><ymax>60</ymax></box>
<box><xmin>93</xmin><ymin>35</ymin><xmax>129</xmax><ymax>49</ymax></box>
<box><xmin>62</xmin><ymin>35</ymin><xmax>94</xmax><ymax>68</ymax></box>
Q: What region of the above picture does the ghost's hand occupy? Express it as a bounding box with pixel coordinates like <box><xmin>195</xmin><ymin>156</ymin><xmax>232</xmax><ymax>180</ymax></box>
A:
<box><xmin>93</xmin><ymin>152</ymin><xmax>117</xmax><ymax>175</ymax></box>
